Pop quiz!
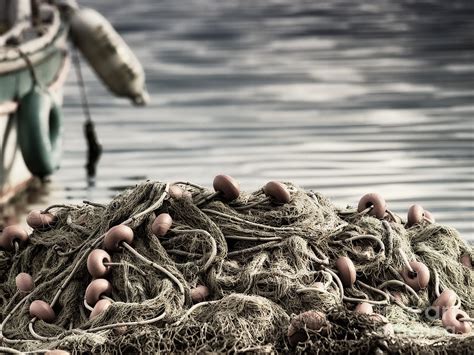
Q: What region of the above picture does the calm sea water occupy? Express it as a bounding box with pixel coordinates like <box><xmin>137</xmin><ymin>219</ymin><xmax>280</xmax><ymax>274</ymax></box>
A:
<box><xmin>32</xmin><ymin>0</ymin><xmax>474</xmax><ymax>240</ymax></box>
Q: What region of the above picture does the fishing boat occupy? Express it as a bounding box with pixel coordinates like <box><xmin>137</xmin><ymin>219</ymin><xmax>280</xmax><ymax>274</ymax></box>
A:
<box><xmin>0</xmin><ymin>0</ymin><xmax>149</xmax><ymax>207</ymax></box>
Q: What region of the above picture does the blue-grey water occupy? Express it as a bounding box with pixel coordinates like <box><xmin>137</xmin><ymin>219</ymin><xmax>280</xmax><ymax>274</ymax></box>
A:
<box><xmin>33</xmin><ymin>0</ymin><xmax>474</xmax><ymax>240</ymax></box>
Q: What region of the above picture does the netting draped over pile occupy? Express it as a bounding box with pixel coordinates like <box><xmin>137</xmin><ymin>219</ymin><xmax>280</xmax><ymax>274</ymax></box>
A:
<box><xmin>0</xmin><ymin>180</ymin><xmax>473</xmax><ymax>354</ymax></box>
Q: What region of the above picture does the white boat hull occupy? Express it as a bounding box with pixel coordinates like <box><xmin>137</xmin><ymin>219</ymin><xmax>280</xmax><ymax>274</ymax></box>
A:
<box><xmin>0</xmin><ymin>55</ymin><xmax>69</xmax><ymax>205</ymax></box>
<box><xmin>0</xmin><ymin>2</ymin><xmax>70</xmax><ymax>206</ymax></box>
<box><xmin>0</xmin><ymin>106</ymin><xmax>32</xmax><ymax>205</ymax></box>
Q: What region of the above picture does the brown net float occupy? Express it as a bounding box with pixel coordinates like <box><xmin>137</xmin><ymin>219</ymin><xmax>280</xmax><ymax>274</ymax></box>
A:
<box><xmin>103</xmin><ymin>225</ymin><xmax>134</xmax><ymax>252</ymax></box>
<box><xmin>26</xmin><ymin>210</ymin><xmax>58</xmax><ymax>230</ymax></box>
<box><xmin>355</xmin><ymin>302</ymin><xmax>373</xmax><ymax>314</ymax></box>
<box><xmin>15</xmin><ymin>273</ymin><xmax>35</xmax><ymax>293</ymax></box>
<box><xmin>357</xmin><ymin>193</ymin><xmax>387</xmax><ymax>219</ymax></box>
<box><xmin>287</xmin><ymin>310</ymin><xmax>328</xmax><ymax>347</ymax></box>
<box><xmin>87</xmin><ymin>249</ymin><xmax>112</xmax><ymax>278</ymax></box>
<box><xmin>168</xmin><ymin>185</ymin><xmax>185</xmax><ymax>200</ymax></box>
<box><xmin>263</xmin><ymin>181</ymin><xmax>292</xmax><ymax>204</ymax></box>
<box><xmin>29</xmin><ymin>300</ymin><xmax>55</xmax><ymax>323</ymax></box>
<box><xmin>234</xmin><ymin>181</ymin><xmax>293</xmax><ymax>210</ymax></box>
<box><xmin>196</xmin><ymin>174</ymin><xmax>240</xmax><ymax>206</ymax></box>
<box><xmin>87</xmin><ymin>248</ymin><xmax>147</xmax><ymax>280</ymax></box>
<box><xmin>442</xmin><ymin>308</ymin><xmax>472</xmax><ymax>334</ymax></box>
<box><xmin>90</xmin><ymin>299</ymin><xmax>112</xmax><ymax>320</ymax></box>
<box><xmin>151</xmin><ymin>213</ymin><xmax>173</xmax><ymax>237</ymax></box>
<box><xmin>0</xmin><ymin>180</ymin><xmax>472</xmax><ymax>354</ymax></box>
<box><xmin>407</xmin><ymin>204</ymin><xmax>424</xmax><ymax>227</ymax></box>
<box><xmin>312</xmin><ymin>282</ymin><xmax>325</xmax><ymax>290</ymax></box>
<box><xmin>45</xmin><ymin>350</ymin><xmax>70</xmax><ymax>355</ymax></box>
<box><xmin>212</xmin><ymin>174</ymin><xmax>240</xmax><ymax>201</ymax></box>
<box><xmin>84</xmin><ymin>279</ymin><xmax>113</xmax><ymax>306</ymax></box>
<box><xmin>423</xmin><ymin>210</ymin><xmax>436</xmax><ymax>224</ymax></box>
<box><xmin>0</xmin><ymin>225</ymin><xmax>29</xmax><ymax>251</ymax></box>
<box><xmin>400</xmin><ymin>260</ymin><xmax>430</xmax><ymax>291</ymax></box>
<box><xmin>461</xmin><ymin>254</ymin><xmax>472</xmax><ymax>269</ymax></box>
<box><xmin>335</xmin><ymin>256</ymin><xmax>357</xmax><ymax>288</ymax></box>
<box><xmin>190</xmin><ymin>284</ymin><xmax>210</xmax><ymax>303</ymax></box>
<box><xmin>431</xmin><ymin>289</ymin><xmax>458</xmax><ymax>317</ymax></box>
<box><xmin>407</xmin><ymin>204</ymin><xmax>436</xmax><ymax>227</ymax></box>
<box><xmin>167</xmin><ymin>184</ymin><xmax>193</xmax><ymax>201</ymax></box>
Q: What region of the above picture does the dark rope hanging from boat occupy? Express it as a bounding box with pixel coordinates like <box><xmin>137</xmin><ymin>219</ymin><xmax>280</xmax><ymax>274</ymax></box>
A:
<box><xmin>72</xmin><ymin>47</ymin><xmax>102</xmax><ymax>183</ymax></box>
<box><xmin>15</xmin><ymin>48</ymin><xmax>39</xmax><ymax>88</ymax></box>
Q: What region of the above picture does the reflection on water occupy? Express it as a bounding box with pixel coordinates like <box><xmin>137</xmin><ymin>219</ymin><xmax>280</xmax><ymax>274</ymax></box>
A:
<box><xmin>29</xmin><ymin>0</ymin><xmax>474</xmax><ymax>240</ymax></box>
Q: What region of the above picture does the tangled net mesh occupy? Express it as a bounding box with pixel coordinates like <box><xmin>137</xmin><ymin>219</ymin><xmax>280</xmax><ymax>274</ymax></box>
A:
<box><xmin>0</xmin><ymin>180</ymin><xmax>473</xmax><ymax>354</ymax></box>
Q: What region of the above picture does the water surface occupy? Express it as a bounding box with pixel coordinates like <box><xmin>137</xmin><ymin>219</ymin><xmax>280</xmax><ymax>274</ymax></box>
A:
<box><xmin>34</xmin><ymin>0</ymin><xmax>474</xmax><ymax>240</ymax></box>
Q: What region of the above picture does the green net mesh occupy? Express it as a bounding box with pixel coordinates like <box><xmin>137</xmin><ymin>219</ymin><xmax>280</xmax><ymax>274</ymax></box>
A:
<box><xmin>0</xmin><ymin>180</ymin><xmax>472</xmax><ymax>354</ymax></box>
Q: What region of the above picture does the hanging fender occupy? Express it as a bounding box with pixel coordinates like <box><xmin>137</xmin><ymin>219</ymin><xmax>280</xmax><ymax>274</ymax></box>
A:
<box><xmin>17</xmin><ymin>85</ymin><xmax>63</xmax><ymax>178</ymax></box>
<box><xmin>69</xmin><ymin>7</ymin><xmax>149</xmax><ymax>106</ymax></box>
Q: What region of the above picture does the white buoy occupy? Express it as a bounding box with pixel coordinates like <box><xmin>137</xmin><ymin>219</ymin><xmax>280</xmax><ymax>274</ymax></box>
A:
<box><xmin>69</xmin><ymin>7</ymin><xmax>149</xmax><ymax>105</ymax></box>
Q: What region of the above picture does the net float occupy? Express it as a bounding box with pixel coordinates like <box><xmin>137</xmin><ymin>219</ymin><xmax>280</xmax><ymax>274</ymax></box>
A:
<box><xmin>400</xmin><ymin>261</ymin><xmax>430</xmax><ymax>291</ymax></box>
<box><xmin>152</xmin><ymin>213</ymin><xmax>173</xmax><ymax>237</ymax></box>
<box><xmin>431</xmin><ymin>289</ymin><xmax>457</xmax><ymax>317</ymax></box>
<box><xmin>45</xmin><ymin>351</ymin><xmax>70</xmax><ymax>355</ymax></box>
<box><xmin>313</xmin><ymin>282</ymin><xmax>325</xmax><ymax>290</ymax></box>
<box><xmin>85</xmin><ymin>278</ymin><xmax>113</xmax><ymax>306</ymax></box>
<box><xmin>114</xmin><ymin>325</ymin><xmax>128</xmax><ymax>335</ymax></box>
<box><xmin>406</xmin><ymin>204</ymin><xmax>424</xmax><ymax>227</ymax></box>
<box><xmin>0</xmin><ymin>225</ymin><xmax>29</xmax><ymax>251</ymax></box>
<box><xmin>87</xmin><ymin>249</ymin><xmax>112</xmax><ymax>278</ymax></box>
<box><xmin>357</xmin><ymin>193</ymin><xmax>386</xmax><ymax>219</ymax></box>
<box><xmin>335</xmin><ymin>256</ymin><xmax>356</xmax><ymax>287</ymax></box>
<box><xmin>191</xmin><ymin>284</ymin><xmax>210</xmax><ymax>303</ymax></box>
<box><xmin>287</xmin><ymin>311</ymin><xmax>327</xmax><ymax>346</ymax></box>
<box><xmin>169</xmin><ymin>185</ymin><xmax>184</xmax><ymax>200</ymax></box>
<box><xmin>70</xmin><ymin>7</ymin><xmax>149</xmax><ymax>105</ymax></box>
<box><xmin>369</xmin><ymin>314</ymin><xmax>394</xmax><ymax>336</ymax></box>
<box><xmin>263</xmin><ymin>181</ymin><xmax>291</xmax><ymax>204</ymax></box>
<box><xmin>460</xmin><ymin>254</ymin><xmax>472</xmax><ymax>269</ymax></box>
<box><xmin>355</xmin><ymin>302</ymin><xmax>373</xmax><ymax>314</ymax></box>
<box><xmin>212</xmin><ymin>174</ymin><xmax>240</xmax><ymax>201</ymax></box>
<box><xmin>16</xmin><ymin>272</ymin><xmax>35</xmax><ymax>293</ymax></box>
<box><xmin>103</xmin><ymin>225</ymin><xmax>134</xmax><ymax>252</ymax></box>
<box><xmin>406</xmin><ymin>205</ymin><xmax>435</xmax><ymax>226</ymax></box>
<box><xmin>442</xmin><ymin>308</ymin><xmax>472</xmax><ymax>334</ymax></box>
<box><xmin>196</xmin><ymin>174</ymin><xmax>240</xmax><ymax>206</ymax></box>
<box><xmin>26</xmin><ymin>210</ymin><xmax>57</xmax><ymax>230</ymax></box>
<box><xmin>168</xmin><ymin>185</ymin><xmax>192</xmax><ymax>200</ymax></box>
<box><xmin>90</xmin><ymin>298</ymin><xmax>112</xmax><ymax>319</ymax></box>
<box><xmin>234</xmin><ymin>181</ymin><xmax>291</xmax><ymax>210</ymax></box>
<box><xmin>29</xmin><ymin>300</ymin><xmax>55</xmax><ymax>323</ymax></box>
<box><xmin>391</xmin><ymin>292</ymin><xmax>404</xmax><ymax>304</ymax></box>
<box><xmin>423</xmin><ymin>210</ymin><xmax>435</xmax><ymax>224</ymax></box>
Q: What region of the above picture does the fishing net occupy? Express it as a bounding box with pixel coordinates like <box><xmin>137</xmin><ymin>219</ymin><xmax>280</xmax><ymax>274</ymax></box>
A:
<box><xmin>0</xmin><ymin>179</ymin><xmax>473</xmax><ymax>354</ymax></box>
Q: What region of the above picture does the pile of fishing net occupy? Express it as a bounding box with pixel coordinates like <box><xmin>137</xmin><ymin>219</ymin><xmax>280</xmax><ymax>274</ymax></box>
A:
<box><xmin>0</xmin><ymin>176</ymin><xmax>473</xmax><ymax>354</ymax></box>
